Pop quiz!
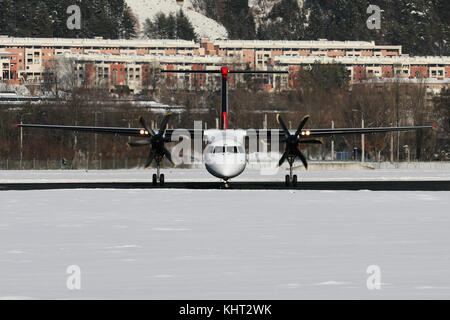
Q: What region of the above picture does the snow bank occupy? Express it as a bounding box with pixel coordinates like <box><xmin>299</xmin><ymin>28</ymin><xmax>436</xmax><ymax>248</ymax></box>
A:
<box><xmin>126</xmin><ymin>0</ymin><xmax>228</xmax><ymax>40</ymax></box>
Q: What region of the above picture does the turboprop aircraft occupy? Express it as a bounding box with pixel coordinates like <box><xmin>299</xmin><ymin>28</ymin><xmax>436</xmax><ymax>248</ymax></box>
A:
<box><xmin>17</xmin><ymin>67</ymin><xmax>434</xmax><ymax>186</ymax></box>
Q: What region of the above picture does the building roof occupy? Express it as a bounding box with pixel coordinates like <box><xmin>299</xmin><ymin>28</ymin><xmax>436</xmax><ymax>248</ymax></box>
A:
<box><xmin>274</xmin><ymin>55</ymin><xmax>450</xmax><ymax>66</ymax></box>
<box><xmin>0</xmin><ymin>36</ymin><xmax>199</xmax><ymax>48</ymax></box>
<box><xmin>55</xmin><ymin>52</ymin><xmax>238</xmax><ymax>65</ymax></box>
<box><xmin>212</xmin><ymin>39</ymin><xmax>401</xmax><ymax>50</ymax></box>
<box><xmin>0</xmin><ymin>36</ymin><xmax>403</xmax><ymax>51</ymax></box>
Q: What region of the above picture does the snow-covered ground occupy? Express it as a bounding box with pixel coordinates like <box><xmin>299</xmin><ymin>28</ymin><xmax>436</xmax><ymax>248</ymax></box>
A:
<box><xmin>0</xmin><ymin>168</ymin><xmax>449</xmax><ymax>183</ymax></box>
<box><xmin>126</xmin><ymin>0</ymin><xmax>228</xmax><ymax>40</ymax></box>
<box><xmin>1</xmin><ymin>187</ymin><xmax>449</xmax><ymax>299</ymax></box>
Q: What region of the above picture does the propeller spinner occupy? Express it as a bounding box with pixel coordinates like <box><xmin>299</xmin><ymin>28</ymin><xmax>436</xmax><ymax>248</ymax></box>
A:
<box><xmin>277</xmin><ymin>114</ymin><xmax>324</xmax><ymax>187</ymax></box>
<box><xmin>128</xmin><ymin>113</ymin><xmax>175</xmax><ymax>169</ymax></box>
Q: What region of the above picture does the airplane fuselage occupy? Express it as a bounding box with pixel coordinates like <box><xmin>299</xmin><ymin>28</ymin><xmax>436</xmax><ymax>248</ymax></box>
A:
<box><xmin>203</xmin><ymin>130</ymin><xmax>247</xmax><ymax>181</ymax></box>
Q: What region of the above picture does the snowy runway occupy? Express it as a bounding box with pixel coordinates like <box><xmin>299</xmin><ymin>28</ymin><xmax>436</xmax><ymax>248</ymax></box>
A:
<box><xmin>1</xmin><ymin>187</ymin><xmax>450</xmax><ymax>299</ymax></box>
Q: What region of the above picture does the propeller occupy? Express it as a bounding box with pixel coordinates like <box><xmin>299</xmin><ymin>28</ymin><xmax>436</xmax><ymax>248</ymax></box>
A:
<box><xmin>277</xmin><ymin>114</ymin><xmax>324</xmax><ymax>170</ymax></box>
<box><xmin>127</xmin><ymin>112</ymin><xmax>175</xmax><ymax>169</ymax></box>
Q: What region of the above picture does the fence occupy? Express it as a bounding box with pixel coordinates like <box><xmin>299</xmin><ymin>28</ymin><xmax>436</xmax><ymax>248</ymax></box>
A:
<box><xmin>1</xmin><ymin>159</ymin><xmax>449</xmax><ymax>171</ymax></box>
<box><xmin>0</xmin><ymin>158</ymin><xmax>150</xmax><ymax>170</ymax></box>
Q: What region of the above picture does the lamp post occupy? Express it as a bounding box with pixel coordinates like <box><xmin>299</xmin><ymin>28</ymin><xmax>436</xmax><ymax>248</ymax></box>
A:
<box><xmin>122</xmin><ymin>118</ymin><xmax>131</xmax><ymax>169</ymax></box>
<box><xmin>19</xmin><ymin>112</ymin><xmax>32</xmax><ymax>170</ymax></box>
<box><xmin>352</xmin><ymin>109</ymin><xmax>365</xmax><ymax>163</ymax></box>
<box><xmin>92</xmin><ymin>111</ymin><xmax>102</xmax><ymax>159</ymax></box>
<box><xmin>331</xmin><ymin>120</ymin><xmax>335</xmax><ymax>161</ymax></box>
<box><xmin>20</xmin><ymin>120</ymin><xmax>23</xmax><ymax>169</ymax></box>
<box><xmin>403</xmin><ymin>145</ymin><xmax>410</xmax><ymax>163</ymax></box>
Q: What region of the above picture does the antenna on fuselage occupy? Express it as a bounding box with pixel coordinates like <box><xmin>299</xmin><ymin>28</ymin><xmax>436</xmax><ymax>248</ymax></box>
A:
<box><xmin>161</xmin><ymin>67</ymin><xmax>289</xmax><ymax>130</ymax></box>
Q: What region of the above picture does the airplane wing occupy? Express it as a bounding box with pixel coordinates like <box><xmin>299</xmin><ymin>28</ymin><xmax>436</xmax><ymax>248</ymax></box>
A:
<box><xmin>249</xmin><ymin>126</ymin><xmax>434</xmax><ymax>140</ymax></box>
<box><xmin>306</xmin><ymin>126</ymin><xmax>434</xmax><ymax>137</ymax></box>
<box><xmin>17</xmin><ymin>124</ymin><xmax>433</xmax><ymax>139</ymax></box>
<box><xmin>16</xmin><ymin>124</ymin><xmax>203</xmax><ymax>139</ymax></box>
<box><xmin>17</xmin><ymin>124</ymin><xmax>143</xmax><ymax>137</ymax></box>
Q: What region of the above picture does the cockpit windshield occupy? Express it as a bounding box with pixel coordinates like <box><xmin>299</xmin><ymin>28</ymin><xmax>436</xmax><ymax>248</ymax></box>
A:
<box><xmin>213</xmin><ymin>146</ymin><xmax>225</xmax><ymax>154</ymax></box>
<box><xmin>213</xmin><ymin>146</ymin><xmax>242</xmax><ymax>154</ymax></box>
<box><xmin>227</xmin><ymin>146</ymin><xmax>238</xmax><ymax>153</ymax></box>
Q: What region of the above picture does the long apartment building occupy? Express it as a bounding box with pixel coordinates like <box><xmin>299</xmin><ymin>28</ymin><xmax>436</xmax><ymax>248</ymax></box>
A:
<box><xmin>0</xmin><ymin>36</ymin><xmax>449</xmax><ymax>94</ymax></box>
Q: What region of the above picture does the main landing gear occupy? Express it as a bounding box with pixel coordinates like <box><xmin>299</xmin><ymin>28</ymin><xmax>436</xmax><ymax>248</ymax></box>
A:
<box><xmin>285</xmin><ymin>156</ymin><xmax>298</xmax><ymax>187</ymax></box>
<box><xmin>152</xmin><ymin>173</ymin><xmax>165</xmax><ymax>186</ymax></box>
<box><xmin>152</xmin><ymin>158</ymin><xmax>165</xmax><ymax>186</ymax></box>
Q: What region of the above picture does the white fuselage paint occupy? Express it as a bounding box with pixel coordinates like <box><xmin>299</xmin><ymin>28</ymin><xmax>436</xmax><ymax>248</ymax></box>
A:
<box><xmin>203</xmin><ymin>130</ymin><xmax>247</xmax><ymax>181</ymax></box>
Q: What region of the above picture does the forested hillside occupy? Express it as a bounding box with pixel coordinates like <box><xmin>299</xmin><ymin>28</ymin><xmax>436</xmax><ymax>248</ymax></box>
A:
<box><xmin>0</xmin><ymin>0</ymin><xmax>137</xmax><ymax>39</ymax></box>
<box><xmin>204</xmin><ymin>0</ymin><xmax>449</xmax><ymax>56</ymax></box>
<box><xmin>0</xmin><ymin>0</ymin><xmax>448</xmax><ymax>56</ymax></box>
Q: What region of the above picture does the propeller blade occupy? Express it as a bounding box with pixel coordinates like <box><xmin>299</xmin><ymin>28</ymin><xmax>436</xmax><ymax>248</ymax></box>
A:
<box><xmin>295</xmin><ymin>115</ymin><xmax>311</xmax><ymax>137</ymax></box>
<box><xmin>144</xmin><ymin>150</ymin><xmax>156</xmax><ymax>169</ymax></box>
<box><xmin>278</xmin><ymin>151</ymin><xmax>289</xmax><ymax>167</ymax></box>
<box><xmin>127</xmin><ymin>139</ymin><xmax>151</xmax><ymax>147</ymax></box>
<box><xmin>299</xmin><ymin>139</ymin><xmax>324</xmax><ymax>145</ymax></box>
<box><xmin>163</xmin><ymin>147</ymin><xmax>175</xmax><ymax>167</ymax></box>
<box><xmin>297</xmin><ymin>150</ymin><xmax>308</xmax><ymax>170</ymax></box>
<box><xmin>159</xmin><ymin>112</ymin><xmax>173</xmax><ymax>133</ymax></box>
<box><xmin>276</xmin><ymin>114</ymin><xmax>290</xmax><ymax>138</ymax></box>
<box><xmin>139</xmin><ymin>116</ymin><xmax>155</xmax><ymax>136</ymax></box>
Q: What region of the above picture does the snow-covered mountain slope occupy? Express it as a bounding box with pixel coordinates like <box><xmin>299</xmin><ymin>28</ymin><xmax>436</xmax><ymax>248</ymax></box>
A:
<box><xmin>126</xmin><ymin>0</ymin><xmax>228</xmax><ymax>40</ymax></box>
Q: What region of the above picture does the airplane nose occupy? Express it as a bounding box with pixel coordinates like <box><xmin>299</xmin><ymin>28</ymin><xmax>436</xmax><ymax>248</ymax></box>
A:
<box><xmin>218</xmin><ymin>165</ymin><xmax>240</xmax><ymax>178</ymax></box>
<box><xmin>205</xmin><ymin>156</ymin><xmax>246</xmax><ymax>180</ymax></box>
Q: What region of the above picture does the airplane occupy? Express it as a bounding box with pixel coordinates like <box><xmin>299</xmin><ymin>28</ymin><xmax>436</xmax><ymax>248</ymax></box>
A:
<box><xmin>17</xmin><ymin>67</ymin><xmax>434</xmax><ymax>187</ymax></box>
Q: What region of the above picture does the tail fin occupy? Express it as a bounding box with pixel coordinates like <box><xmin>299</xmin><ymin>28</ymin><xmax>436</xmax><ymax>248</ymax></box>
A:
<box><xmin>161</xmin><ymin>68</ymin><xmax>288</xmax><ymax>130</ymax></box>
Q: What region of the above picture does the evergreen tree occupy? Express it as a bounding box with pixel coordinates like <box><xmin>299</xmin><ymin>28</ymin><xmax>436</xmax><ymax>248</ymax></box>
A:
<box><xmin>259</xmin><ymin>0</ymin><xmax>307</xmax><ymax>40</ymax></box>
<box><xmin>120</xmin><ymin>5</ymin><xmax>138</xmax><ymax>39</ymax></box>
<box><xmin>167</xmin><ymin>14</ymin><xmax>177</xmax><ymax>40</ymax></box>
<box><xmin>176</xmin><ymin>10</ymin><xmax>196</xmax><ymax>41</ymax></box>
<box><xmin>143</xmin><ymin>12</ymin><xmax>169</xmax><ymax>39</ymax></box>
<box><xmin>300</xmin><ymin>62</ymin><xmax>349</xmax><ymax>91</ymax></box>
<box><xmin>32</xmin><ymin>2</ymin><xmax>53</xmax><ymax>38</ymax></box>
<box><xmin>0</xmin><ymin>0</ymin><xmax>17</xmax><ymax>36</ymax></box>
<box><xmin>143</xmin><ymin>18</ymin><xmax>155</xmax><ymax>39</ymax></box>
<box><xmin>221</xmin><ymin>0</ymin><xmax>256</xmax><ymax>39</ymax></box>
<box><xmin>306</xmin><ymin>1</ymin><xmax>326</xmax><ymax>40</ymax></box>
<box><xmin>0</xmin><ymin>0</ymin><xmax>137</xmax><ymax>39</ymax></box>
<box><xmin>143</xmin><ymin>10</ymin><xmax>196</xmax><ymax>41</ymax></box>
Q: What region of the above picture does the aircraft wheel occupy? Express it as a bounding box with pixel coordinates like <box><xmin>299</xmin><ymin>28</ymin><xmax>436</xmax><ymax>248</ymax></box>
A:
<box><xmin>285</xmin><ymin>175</ymin><xmax>290</xmax><ymax>187</ymax></box>
<box><xmin>152</xmin><ymin>174</ymin><xmax>158</xmax><ymax>186</ymax></box>
<box><xmin>292</xmin><ymin>175</ymin><xmax>298</xmax><ymax>187</ymax></box>
<box><xmin>160</xmin><ymin>174</ymin><xmax>165</xmax><ymax>186</ymax></box>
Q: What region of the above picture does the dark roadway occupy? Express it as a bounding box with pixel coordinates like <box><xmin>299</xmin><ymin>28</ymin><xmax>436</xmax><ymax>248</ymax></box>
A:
<box><xmin>1</xmin><ymin>180</ymin><xmax>449</xmax><ymax>191</ymax></box>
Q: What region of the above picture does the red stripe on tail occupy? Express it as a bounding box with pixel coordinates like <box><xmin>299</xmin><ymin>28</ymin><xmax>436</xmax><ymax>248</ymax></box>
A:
<box><xmin>222</xmin><ymin>112</ymin><xmax>228</xmax><ymax>130</ymax></box>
